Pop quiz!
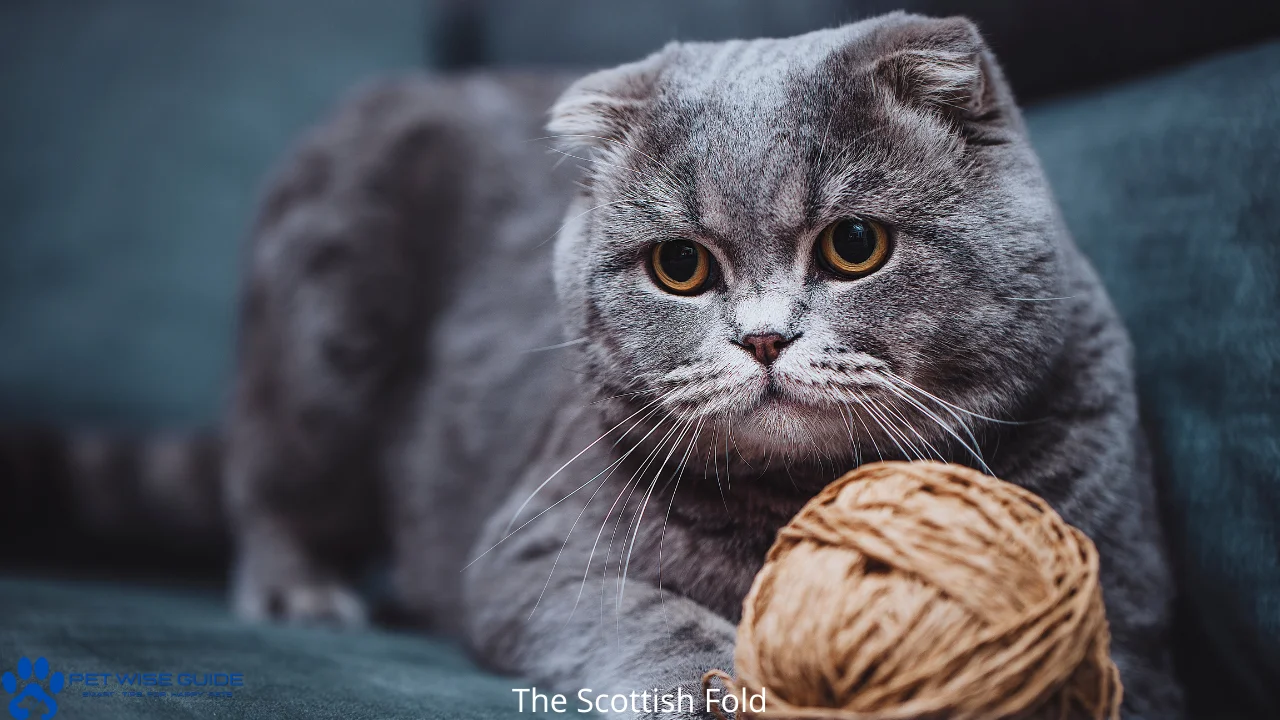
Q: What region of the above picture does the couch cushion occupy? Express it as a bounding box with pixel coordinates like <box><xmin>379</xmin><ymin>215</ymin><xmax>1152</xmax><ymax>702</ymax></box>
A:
<box><xmin>1026</xmin><ymin>41</ymin><xmax>1280</xmax><ymax>718</ymax></box>
<box><xmin>0</xmin><ymin>577</ymin><xmax>566</xmax><ymax>719</ymax></box>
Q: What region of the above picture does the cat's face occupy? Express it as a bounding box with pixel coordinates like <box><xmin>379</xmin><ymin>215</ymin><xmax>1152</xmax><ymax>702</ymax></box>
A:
<box><xmin>551</xmin><ymin>13</ymin><xmax>1067</xmax><ymax>465</ymax></box>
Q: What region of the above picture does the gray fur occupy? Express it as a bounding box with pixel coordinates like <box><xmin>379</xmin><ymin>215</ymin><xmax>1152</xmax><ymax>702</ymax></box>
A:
<box><xmin>227</xmin><ymin>14</ymin><xmax>1181</xmax><ymax>718</ymax></box>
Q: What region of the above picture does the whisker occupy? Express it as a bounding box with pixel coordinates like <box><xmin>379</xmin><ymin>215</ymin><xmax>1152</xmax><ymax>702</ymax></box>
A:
<box><xmin>890</xmin><ymin>380</ymin><xmax>983</xmax><ymax>458</ymax></box>
<box><xmin>545</xmin><ymin>147</ymin><xmax>676</xmax><ymax>194</ymax></box>
<box><xmin>657</xmin><ymin>417</ymin><xmax>704</xmax><ymax>632</ymax></box>
<box><xmin>882</xmin><ymin>379</ymin><xmax>973</xmax><ymax>449</ymax></box>
<box><xmin>837</xmin><ymin>402</ymin><xmax>862</xmax><ymax>468</ymax></box>
<box><xmin>879</xmin><ymin>378</ymin><xmax>995</xmax><ymax>475</ymax></box>
<box><xmin>539</xmin><ymin>133</ymin><xmax>686</xmax><ymax>191</ymax></box>
<box><xmin>858</xmin><ymin>395</ymin><xmax>905</xmax><ymax>459</ymax></box>
<box><xmin>591</xmin><ymin>388</ymin><xmax>657</xmax><ymax>407</ymax></box>
<box><xmin>711</xmin><ymin>422</ymin><xmax>730</xmax><ymax>509</ymax></box>
<box><xmin>886</xmin><ymin>374</ymin><xmax>987</xmax><ymax>457</ymax></box>
<box><xmin>536</xmin><ymin>197</ymin><xmax>632</xmax><ymax>248</ymax></box>
<box><xmin>882</xmin><ymin>370</ymin><xmax>1029</xmax><ymax>426</ymax></box>
<box><xmin>847</xmin><ymin>399</ymin><xmax>884</xmax><ymax>463</ymax></box>
<box><xmin>815</xmin><ymin>110</ymin><xmax>837</xmax><ymax>179</ymax></box>
<box><xmin>503</xmin><ymin>394</ymin><xmax>667</xmax><ymax>534</ymax></box>
<box><xmin>523</xmin><ymin>337</ymin><xmax>588</xmax><ymax>353</ymax></box>
<box><xmin>876</xmin><ymin>397</ymin><xmax>926</xmax><ymax>461</ymax></box>
<box><xmin>563</xmin><ymin>409</ymin><xmax>679</xmax><ymax>626</ymax></box>
<box><xmin>860</xmin><ymin>393</ymin><xmax>914</xmax><ymax>460</ymax></box>
<box><xmin>530</xmin><ymin>450</ymin><xmax>629</xmax><ymax>622</ymax></box>
<box><xmin>876</xmin><ymin>394</ymin><xmax>946</xmax><ymax>461</ymax></box>
<box><xmin>725</xmin><ymin>413</ymin><xmax>735</xmax><ymax>487</ymax></box>
<box><xmin>617</xmin><ymin>414</ymin><xmax>696</xmax><ymax>622</ymax></box>
<box><xmin>538</xmin><ymin>397</ymin><xmax>687</xmax><ymax>625</ymax></box>
<box><xmin>783</xmin><ymin>454</ymin><xmax>801</xmax><ymax>492</ymax></box>
<box><xmin>464</xmin><ymin>397</ymin><xmax>670</xmax><ymax>571</ymax></box>
<box><xmin>465</xmin><ymin>430</ymin><xmax>644</xmax><ymax>573</ymax></box>
<box><xmin>597</xmin><ymin>412</ymin><xmax>687</xmax><ymax>630</ymax></box>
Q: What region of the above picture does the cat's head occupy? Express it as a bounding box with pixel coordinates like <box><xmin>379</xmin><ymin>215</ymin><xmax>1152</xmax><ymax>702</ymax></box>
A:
<box><xmin>549</xmin><ymin>13</ymin><xmax>1068</xmax><ymax>466</ymax></box>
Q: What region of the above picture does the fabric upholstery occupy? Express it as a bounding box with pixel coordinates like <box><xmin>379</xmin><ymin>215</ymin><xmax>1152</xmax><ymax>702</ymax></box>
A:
<box><xmin>1028</xmin><ymin>41</ymin><xmax>1280</xmax><ymax>717</ymax></box>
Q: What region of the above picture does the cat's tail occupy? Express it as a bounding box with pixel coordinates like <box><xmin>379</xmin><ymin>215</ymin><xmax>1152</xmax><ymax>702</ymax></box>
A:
<box><xmin>0</xmin><ymin>427</ymin><xmax>227</xmax><ymax>565</ymax></box>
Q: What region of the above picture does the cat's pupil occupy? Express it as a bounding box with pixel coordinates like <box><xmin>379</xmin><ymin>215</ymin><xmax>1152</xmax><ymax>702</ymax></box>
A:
<box><xmin>659</xmin><ymin>241</ymin><xmax>699</xmax><ymax>282</ymax></box>
<box><xmin>833</xmin><ymin>220</ymin><xmax>875</xmax><ymax>264</ymax></box>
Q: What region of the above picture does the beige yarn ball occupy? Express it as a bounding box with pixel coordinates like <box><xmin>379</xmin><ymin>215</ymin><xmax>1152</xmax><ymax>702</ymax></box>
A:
<box><xmin>705</xmin><ymin>461</ymin><xmax>1121</xmax><ymax>720</ymax></box>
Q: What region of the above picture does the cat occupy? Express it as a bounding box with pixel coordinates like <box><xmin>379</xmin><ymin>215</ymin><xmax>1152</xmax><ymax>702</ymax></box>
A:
<box><xmin>8</xmin><ymin>11</ymin><xmax>1182</xmax><ymax>719</ymax></box>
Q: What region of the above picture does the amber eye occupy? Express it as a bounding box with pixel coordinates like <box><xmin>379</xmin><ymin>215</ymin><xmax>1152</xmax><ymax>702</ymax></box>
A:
<box><xmin>650</xmin><ymin>240</ymin><xmax>713</xmax><ymax>295</ymax></box>
<box><xmin>816</xmin><ymin>217</ymin><xmax>891</xmax><ymax>278</ymax></box>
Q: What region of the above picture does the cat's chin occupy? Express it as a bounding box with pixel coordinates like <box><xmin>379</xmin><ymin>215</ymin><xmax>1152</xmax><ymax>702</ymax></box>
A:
<box><xmin>726</xmin><ymin>392</ymin><xmax>860</xmax><ymax>461</ymax></box>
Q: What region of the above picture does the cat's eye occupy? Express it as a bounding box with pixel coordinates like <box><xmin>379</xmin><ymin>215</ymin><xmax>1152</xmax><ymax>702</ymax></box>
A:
<box><xmin>816</xmin><ymin>217</ymin><xmax>891</xmax><ymax>278</ymax></box>
<box><xmin>650</xmin><ymin>240</ymin><xmax>713</xmax><ymax>295</ymax></box>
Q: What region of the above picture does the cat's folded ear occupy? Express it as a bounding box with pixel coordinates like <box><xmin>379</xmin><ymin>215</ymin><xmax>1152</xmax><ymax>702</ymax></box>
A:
<box><xmin>867</xmin><ymin>14</ymin><xmax>1000</xmax><ymax>123</ymax></box>
<box><xmin>546</xmin><ymin>47</ymin><xmax>670</xmax><ymax>151</ymax></box>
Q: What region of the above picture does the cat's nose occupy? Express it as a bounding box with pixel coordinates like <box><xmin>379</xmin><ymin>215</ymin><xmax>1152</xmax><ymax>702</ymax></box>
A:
<box><xmin>734</xmin><ymin>332</ymin><xmax>797</xmax><ymax>366</ymax></box>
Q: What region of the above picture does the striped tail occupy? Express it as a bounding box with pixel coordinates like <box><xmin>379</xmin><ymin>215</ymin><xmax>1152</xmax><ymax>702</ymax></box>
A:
<box><xmin>0</xmin><ymin>428</ymin><xmax>228</xmax><ymax>569</ymax></box>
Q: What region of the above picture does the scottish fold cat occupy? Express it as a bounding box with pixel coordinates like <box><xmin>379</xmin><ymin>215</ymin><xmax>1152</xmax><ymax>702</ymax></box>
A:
<box><xmin>219</xmin><ymin>12</ymin><xmax>1181</xmax><ymax>718</ymax></box>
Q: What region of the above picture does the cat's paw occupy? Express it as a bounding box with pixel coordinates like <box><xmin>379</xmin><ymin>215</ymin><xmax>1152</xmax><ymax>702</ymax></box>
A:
<box><xmin>636</xmin><ymin>680</ymin><xmax>725</xmax><ymax>720</ymax></box>
<box><xmin>233</xmin><ymin>577</ymin><xmax>368</xmax><ymax>628</ymax></box>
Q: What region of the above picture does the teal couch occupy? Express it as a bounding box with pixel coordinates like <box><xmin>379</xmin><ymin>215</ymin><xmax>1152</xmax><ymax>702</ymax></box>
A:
<box><xmin>0</xmin><ymin>578</ymin><xmax>567</xmax><ymax>720</ymax></box>
<box><xmin>1</xmin><ymin>2</ymin><xmax>1277</xmax><ymax>718</ymax></box>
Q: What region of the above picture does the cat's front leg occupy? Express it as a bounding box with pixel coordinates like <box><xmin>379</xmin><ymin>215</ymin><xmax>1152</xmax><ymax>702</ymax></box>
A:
<box><xmin>463</xmin><ymin>471</ymin><xmax>736</xmax><ymax>719</ymax></box>
<box><xmin>226</xmin><ymin>111</ymin><xmax>429</xmax><ymax>626</ymax></box>
<box><xmin>472</xmin><ymin>572</ymin><xmax>736</xmax><ymax>720</ymax></box>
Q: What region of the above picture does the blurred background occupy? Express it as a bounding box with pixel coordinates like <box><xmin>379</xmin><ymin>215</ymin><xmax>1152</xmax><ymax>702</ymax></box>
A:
<box><xmin>1</xmin><ymin>1</ymin><xmax>1278</xmax><ymax>717</ymax></box>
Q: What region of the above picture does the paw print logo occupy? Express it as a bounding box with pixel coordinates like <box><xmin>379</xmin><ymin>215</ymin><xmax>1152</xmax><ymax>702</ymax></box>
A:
<box><xmin>2</xmin><ymin>657</ymin><xmax>63</xmax><ymax>720</ymax></box>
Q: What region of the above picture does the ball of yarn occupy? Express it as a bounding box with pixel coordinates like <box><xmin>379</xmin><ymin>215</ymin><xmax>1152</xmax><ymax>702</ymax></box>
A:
<box><xmin>705</xmin><ymin>461</ymin><xmax>1121</xmax><ymax>720</ymax></box>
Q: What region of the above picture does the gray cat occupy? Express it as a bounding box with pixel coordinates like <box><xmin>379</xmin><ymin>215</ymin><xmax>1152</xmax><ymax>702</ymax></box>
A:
<box><xmin>223</xmin><ymin>12</ymin><xmax>1181</xmax><ymax>718</ymax></box>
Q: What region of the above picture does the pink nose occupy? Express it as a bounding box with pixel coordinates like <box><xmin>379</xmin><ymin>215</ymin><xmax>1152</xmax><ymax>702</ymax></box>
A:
<box><xmin>736</xmin><ymin>332</ymin><xmax>795</xmax><ymax>365</ymax></box>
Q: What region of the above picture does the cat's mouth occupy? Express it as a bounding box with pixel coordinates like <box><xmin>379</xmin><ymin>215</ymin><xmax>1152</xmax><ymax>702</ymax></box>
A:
<box><xmin>739</xmin><ymin>364</ymin><xmax>884</xmax><ymax>422</ymax></box>
<box><xmin>726</xmin><ymin>380</ymin><xmax>849</xmax><ymax>452</ymax></box>
<box><xmin>754</xmin><ymin>375</ymin><xmax>822</xmax><ymax>413</ymax></box>
<box><xmin>652</xmin><ymin>350</ymin><xmax>892</xmax><ymax>429</ymax></box>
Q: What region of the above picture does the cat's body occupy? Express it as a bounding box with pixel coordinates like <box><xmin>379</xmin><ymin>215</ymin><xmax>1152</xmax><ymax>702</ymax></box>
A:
<box><xmin>224</xmin><ymin>14</ymin><xmax>1180</xmax><ymax>719</ymax></box>
<box><xmin>224</xmin><ymin>70</ymin><xmax>581</xmax><ymax>628</ymax></box>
